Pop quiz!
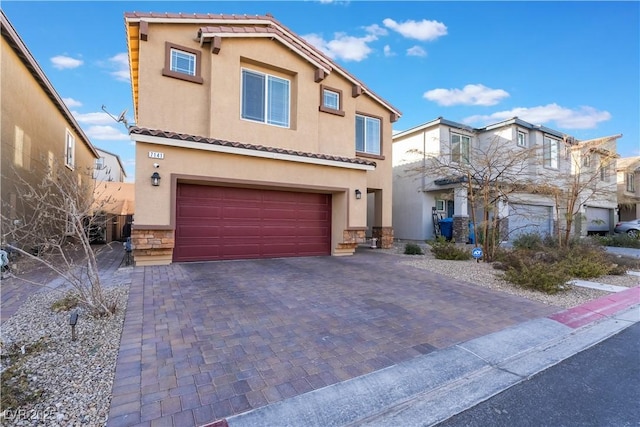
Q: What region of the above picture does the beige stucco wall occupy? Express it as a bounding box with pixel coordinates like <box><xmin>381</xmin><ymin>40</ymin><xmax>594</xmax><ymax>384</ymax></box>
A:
<box><xmin>132</xmin><ymin>21</ymin><xmax>396</xmax><ymax>260</ymax></box>
<box><xmin>1</xmin><ymin>36</ymin><xmax>97</xmax><ymax>222</ymax></box>
<box><xmin>134</xmin><ymin>141</ymin><xmax>368</xmax><ymax>251</ymax></box>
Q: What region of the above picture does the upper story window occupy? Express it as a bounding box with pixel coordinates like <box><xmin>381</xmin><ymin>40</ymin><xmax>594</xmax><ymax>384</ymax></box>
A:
<box><xmin>319</xmin><ymin>86</ymin><xmax>345</xmax><ymax>116</ymax></box>
<box><xmin>241</xmin><ymin>69</ymin><xmax>290</xmax><ymax>128</ymax></box>
<box><xmin>599</xmin><ymin>159</ymin><xmax>612</xmax><ymax>181</ymax></box>
<box><xmin>583</xmin><ymin>154</ymin><xmax>591</xmax><ymax>167</ymax></box>
<box><xmin>626</xmin><ymin>173</ymin><xmax>635</xmax><ymax>192</ymax></box>
<box><xmin>451</xmin><ymin>133</ymin><xmax>470</xmax><ymax>164</ymax></box>
<box><xmin>65</xmin><ymin>130</ymin><xmax>75</xmax><ymax>169</ymax></box>
<box><xmin>95</xmin><ymin>157</ymin><xmax>105</xmax><ymax>170</ymax></box>
<box><xmin>543</xmin><ymin>136</ymin><xmax>559</xmax><ymax>169</ymax></box>
<box><xmin>162</xmin><ymin>42</ymin><xmax>203</xmax><ymax>84</ymax></box>
<box><xmin>517</xmin><ymin>130</ymin><xmax>527</xmax><ymax>147</ymax></box>
<box><xmin>355</xmin><ymin>114</ymin><xmax>381</xmax><ymax>155</ymax></box>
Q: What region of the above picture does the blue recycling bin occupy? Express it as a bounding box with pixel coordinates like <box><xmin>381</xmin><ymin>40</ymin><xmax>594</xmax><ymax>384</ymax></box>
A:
<box><xmin>439</xmin><ymin>218</ymin><xmax>453</xmax><ymax>240</ymax></box>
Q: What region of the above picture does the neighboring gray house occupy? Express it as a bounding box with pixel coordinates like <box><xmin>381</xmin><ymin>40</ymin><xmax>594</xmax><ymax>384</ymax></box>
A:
<box><xmin>94</xmin><ymin>148</ymin><xmax>126</xmax><ymax>182</ymax></box>
<box><xmin>617</xmin><ymin>156</ymin><xmax>640</xmax><ymax>221</ymax></box>
<box><xmin>392</xmin><ymin>117</ymin><xmax>620</xmax><ymax>242</ymax></box>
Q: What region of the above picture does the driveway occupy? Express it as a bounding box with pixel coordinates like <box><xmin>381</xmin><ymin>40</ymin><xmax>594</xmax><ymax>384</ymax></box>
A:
<box><xmin>107</xmin><ymin>249</ymin><xmax>558</xmax><ymax>427</ymax></box>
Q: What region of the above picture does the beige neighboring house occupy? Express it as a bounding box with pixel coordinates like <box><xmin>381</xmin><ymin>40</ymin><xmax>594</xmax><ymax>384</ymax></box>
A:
<box><xmin>616</xmin><ymin>156</ymin><xmax>640</xmax><ymax>221</ymax></box>
<box><xmin>1</xmin><ymin>11</ymin><xmax>99</xmax><ymax>240</ymax></box>
<box><xmin>392</xmin><ymin>117</ymin><xmax>620</xmax><ymax>242</ymax></box>
<box><xmin>92</xmin><ymin>148</ymin><xmax>135</xmax><ymax>242</ymax></box>
<box><xmin>124</xmin><ymin>12</ymin><xmax>401</xmax><ymax>265</ymax></box>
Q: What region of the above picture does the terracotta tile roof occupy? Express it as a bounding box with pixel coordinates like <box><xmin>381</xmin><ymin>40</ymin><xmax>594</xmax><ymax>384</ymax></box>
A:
<box><xmin>129</xmin><ymin>127</ymin><xmax>377</xmax><ymax>167</ymax></box>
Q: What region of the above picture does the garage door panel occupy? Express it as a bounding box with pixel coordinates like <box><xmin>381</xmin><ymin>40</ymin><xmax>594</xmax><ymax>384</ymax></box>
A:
<box><xmin>509</xmin><ymin>203</ymin><xmax>552</xmax><ymax>240</ymax></box>
<box><xmin>174</xmin><ymin>184</ymin><xmax>331</xmax><ymax>261</ymax></box>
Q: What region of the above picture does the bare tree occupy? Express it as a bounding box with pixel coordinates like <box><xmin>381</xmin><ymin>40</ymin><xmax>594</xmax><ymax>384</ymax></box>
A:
<box><xmin>548</xmin><ymin>136</ymin><xmax>620</xmax><ymax>246</ymax></box>
<box><xmin>409</xmin><ymin>134</ymin><xmax>539</xmax><ymax>261</ymax></box>
<box><xmin>1</xmin><ymin>158</ymin><xmax>120</xmax><ymax>317</ymax></box>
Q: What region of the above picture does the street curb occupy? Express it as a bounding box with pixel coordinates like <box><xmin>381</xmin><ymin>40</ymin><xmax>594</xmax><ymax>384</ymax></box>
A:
<box><xmin>204</xmin><ymin>286</ymin><xmax>640</xmax><ymax>427</ymax></box>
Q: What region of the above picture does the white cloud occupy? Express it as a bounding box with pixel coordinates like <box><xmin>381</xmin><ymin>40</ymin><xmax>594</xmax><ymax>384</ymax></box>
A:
<box><xmin>407</xmin><ymin>45</ymin><xmax>427</xmax><ymax>57</ymax></box>
<box><xmin>108</xmin><ymin>52</ymin><xmax>130</xmax><ymax>82</ymax></box>
<box><xmin>424</xmin><ymin>84</ymin><xmax>510</xmax><ymax>106</ymax></box>
<box><xmin>383</xmin><ymin>18</ymin><xmax>447</xmax><ymax>41</ymax></box>
<box><xmin>463</xmin><ymin>103</ymin><xmax>612</xmax><ymax>129</ymax></box>
<box><xmin>364</xmin><ymin>24</ymin><xmax>388</xmax><ymax>37</ymax></box>
<box><xmin>302</xmin><ymin>31</ymin><xmax>378</xmax><ymax>62</ymax></box>
<box><xmin>72</xmin><ymin>111</ymin><xmax>116</xmax><ymax>125</ymax></box>
<box><xmin>62</xmin><ymin>97</ymin><xmax>82</xmax><ymax>108</ymax></box>
<box><xmin>383</xmin><ymin>45</ymin><xmax>395</xmax><ymax>57</ymax></box>
<box><xmin>85</xmin><ymin>125</ymin><xmax>130</xmax><ymax>141</ymax></box>
<box><xmin>50</xmin><ymin>55</ymin><xmax>83</xmax><ymax>70</ymax></box>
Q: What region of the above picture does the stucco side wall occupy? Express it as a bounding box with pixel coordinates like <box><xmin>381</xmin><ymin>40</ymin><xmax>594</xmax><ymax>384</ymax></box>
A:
<box><xmin>1</xmin><ymin>37</ymin><xmax>96</xmax><ymax>219</ymax></box>
<box><xmin>134</xmin><ymin>141</ymin><xmax>368</xmax><ymax>248</ymax></box>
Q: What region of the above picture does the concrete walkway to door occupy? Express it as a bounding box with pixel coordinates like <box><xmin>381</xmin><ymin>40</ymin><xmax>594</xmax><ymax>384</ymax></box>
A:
<box><xmin>107</xmin><ymin>249</ymin><xmax>559</xmax><ymax>427</ymax></box>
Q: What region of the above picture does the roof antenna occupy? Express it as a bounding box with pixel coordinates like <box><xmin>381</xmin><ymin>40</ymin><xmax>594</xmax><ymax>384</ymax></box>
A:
<box><xmin>101</xmin><ymin>105</ymin><xmax>130</xmax><ymax>129</ymax></box>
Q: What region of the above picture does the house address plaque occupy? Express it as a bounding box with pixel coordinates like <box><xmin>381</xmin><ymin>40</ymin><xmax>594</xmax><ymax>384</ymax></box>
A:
<box><xmin>148</xmin><ymin>151</ymin><xmax>164</xmax><ymax>159</ymax></box>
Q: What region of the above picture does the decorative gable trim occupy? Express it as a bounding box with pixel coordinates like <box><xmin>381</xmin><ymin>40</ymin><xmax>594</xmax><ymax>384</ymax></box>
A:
<box><xmin>139</xmin><ymin>20</ymin><xmax>149</xmax><ymax>41</ymax></box>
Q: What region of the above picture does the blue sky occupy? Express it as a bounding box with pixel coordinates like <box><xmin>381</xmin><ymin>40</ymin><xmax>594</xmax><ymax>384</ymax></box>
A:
<box><xmin>3</xmin><ymin>1</ymin><xmax>638</xmax><ymax>181</ymax></box>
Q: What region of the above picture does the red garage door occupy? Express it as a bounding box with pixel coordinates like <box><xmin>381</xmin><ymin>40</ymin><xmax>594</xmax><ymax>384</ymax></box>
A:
<box><xmin>174</xmin><ymin>184</ymin><xmax>332</xmax><ymax>262</ymax></box>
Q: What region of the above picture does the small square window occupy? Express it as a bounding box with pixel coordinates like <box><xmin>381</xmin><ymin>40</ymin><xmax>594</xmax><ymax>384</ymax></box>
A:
<box><xmin>170</xmin><ymin>49</ymin><xmax>196</xmax><ymax>76</ymax></box>
<box><xmin>95</xmin><ymin>157</ymin><xmax>105</xmax><ymax>170</ymax></box>
<box><xmin>162</xmin><ymin>42</ymin><xmax>203</xmax><ymax>84</ymax></box>
<box><xmin>319</xmin><ymin>85</ymin><xmax>345</xmax><ymax>116</ymax></box>
<box><xmin>436</xmin><ymin>200</ymin><xmax>445</xmax><ymax>211</ymax></box>
<box><xmin>517</xmin><ymin>131</ymin><xmax>527</xmax><ymax>147</ymax></box>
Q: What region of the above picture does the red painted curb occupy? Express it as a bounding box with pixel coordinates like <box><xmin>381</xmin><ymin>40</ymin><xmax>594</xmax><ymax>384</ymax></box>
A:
<box><xmin>548</xmin><ymin>286</ymin><xmax>640</xmax><ymax>329</ymax></box>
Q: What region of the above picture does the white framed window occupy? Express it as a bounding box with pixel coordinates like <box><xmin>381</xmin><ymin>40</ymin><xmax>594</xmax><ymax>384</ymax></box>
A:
<box><xmin>626</xmin><ymin>173</ymin><xmax>635</xmax><ymax>192</ymax></box>
<box><xmin>355</xmin><ymin>114</ymin><xmax>381</xmax><ymax>155</ymax></box>
<box><xmin>170</xmin><ymin>48</ymin><xmax>196</xmax><ymax>76</ymax></box>
<box><xmin>95</xmin><ymin>157</ymin><xmax>105</xmax><ymax>170</ymax></box>
<box><xmin>451</xmin><ymin>133</ymin><xmax>470</xmax><ymax>164</ymax></box>
<box><xmin>543</xmin><ymin>136</ymin><xmax>559</xmax><ymax>169</ymax></box>
<box><xmin>599</xmin><ymin>160</ymin><xmax>612</xmax><ymax>181</ymax></box>
<box><xmin>436</xmin><ymin>199</ymin><xmax>445</xmax><ymax>211</ymax></box>
<box><xmin>323</xmin><ymin>89</ymin><xmax>339</xmax><ymax>110</ymax></box>
<box><xmin>162</xmin><ymin>42</ymin><xmax>203</xmax><ymax>84</ymax></box>
<box><xmin>517</xmin><ymin>130</ymin><xmax>527</xmax><ymax>147</ymax></box>
<box><xmin>241</xmin><ymin>69</ymin><xmax>290</xmax><ymax>128</ymax></box>
<box><xmin>583</xmin><ymin>154</ymin><xmax>591</xmax><ymax>167</ymax></box>
<box><xmin>65</xmin><ymin>130</ymin><xmax>75</xmax><ymax>169</ymax></box>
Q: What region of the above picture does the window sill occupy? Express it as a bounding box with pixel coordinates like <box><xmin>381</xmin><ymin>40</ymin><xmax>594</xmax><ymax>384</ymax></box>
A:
<box><xmin>319</xmin><ymin>106</ymin><xmax>345</xmax><ymax>117</ymax></box>
<box><xmin>356</xmin><ymin>151</ymin><xmax>385</xmax><ymax>161</ymax></box>
<box><xmin>162</xmin><ymin>68</ymin><xmax>204</xmax><ymax>84</ymax></box>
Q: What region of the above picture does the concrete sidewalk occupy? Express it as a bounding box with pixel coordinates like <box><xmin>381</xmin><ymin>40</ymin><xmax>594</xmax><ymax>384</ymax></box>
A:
<box><xmin>214</xmin><ymin>286</ymin><xmax>639</xmax><ymax>427</ymax></box>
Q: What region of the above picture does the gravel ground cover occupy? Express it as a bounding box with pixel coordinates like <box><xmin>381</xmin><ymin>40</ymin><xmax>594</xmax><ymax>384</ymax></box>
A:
<box><xmin>379</xmin><ymin>242</ymin><xmax>638</xmax><ymax>308</ymax></box>
<box><xmin>0</xmin><ymin>245</ymin><xmax>636</xmax><ymax>426</ymax></box>
<box><xmin>0</xmin><ymin>283</ymin><xmax>129</xmax><ymax>426</ymax></box>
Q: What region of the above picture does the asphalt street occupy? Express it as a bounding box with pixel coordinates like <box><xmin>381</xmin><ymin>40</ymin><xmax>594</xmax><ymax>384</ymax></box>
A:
<box><xmin>437</xmin><ymin>322</ymin><xmax>640</xmax><ymax>427</ymax></box>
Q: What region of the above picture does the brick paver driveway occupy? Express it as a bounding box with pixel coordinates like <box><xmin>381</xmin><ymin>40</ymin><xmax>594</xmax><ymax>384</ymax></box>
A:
<box><xmin>107</xmin><ymin>249</ymin><xmax>558</xmax><ymax>426</ymax></box>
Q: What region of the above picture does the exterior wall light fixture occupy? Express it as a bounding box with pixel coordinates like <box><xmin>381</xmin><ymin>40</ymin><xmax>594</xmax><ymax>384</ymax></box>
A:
<box><xmin>151</xmin><ymin>172</ymin><xmax>161</xmax><ymax>186</ymax></box>
<box><xmin>355</xmin><ymin>189</ymin><xmax>362</xmax><ymax>199</ymax></box>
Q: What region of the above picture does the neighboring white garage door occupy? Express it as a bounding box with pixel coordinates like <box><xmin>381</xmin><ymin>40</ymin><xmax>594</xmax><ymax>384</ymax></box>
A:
<box><xmin>586</xmin><ymin>207</ymin><xmax>611</xmax><ymax>233</ymax></box>
<box><xmin>509</xmin><ymin>204</ymin><xmax>552</xmax><ymax>240</ymax></box>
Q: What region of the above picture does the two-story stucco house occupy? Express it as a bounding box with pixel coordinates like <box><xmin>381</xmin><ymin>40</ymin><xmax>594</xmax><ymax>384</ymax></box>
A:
<box><xmin>616</xmin><ymin>156</ymin><xmax>640</xmax><ymax>221</ymax></box>
<box><xmin>123</xmin><ymin>13</ymin><xmax>401</xmax><ymax>265</ymax></box>
<box><xmin>94</xmin><ymin>148</ymin><xmax>127</xmax><ymax>182</ymax></box>
<box><xmin>392</xmin><ymin>117</ymin><xmax>620</xmax><ymax>242</ymax></box>
<box><xmin>1</xmin><ymin>11</ymin><xmax>99</xmax><ymax>241</ymax></box>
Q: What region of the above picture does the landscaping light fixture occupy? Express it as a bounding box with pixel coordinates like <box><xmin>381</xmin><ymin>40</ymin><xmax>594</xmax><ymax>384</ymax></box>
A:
<box><xmin>151</xmin><ymin>172</ymin><xmax>161</xmax><ymax>186</ymax></box>
<box><xmin>69</xmin><ymin>311</ymin><xmax>78</xmax><ymax>341</ymax></box>
<box><xmin>355</xmin><ymin>189</ymin><xmax>362</xmax><ymax>199</ymax></box>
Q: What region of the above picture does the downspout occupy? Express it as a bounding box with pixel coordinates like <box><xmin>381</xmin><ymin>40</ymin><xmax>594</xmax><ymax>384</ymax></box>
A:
<box><xmin>422</xmin><ymin>131</ymin><xmax>426</xmax><ymax>192</ymax></box>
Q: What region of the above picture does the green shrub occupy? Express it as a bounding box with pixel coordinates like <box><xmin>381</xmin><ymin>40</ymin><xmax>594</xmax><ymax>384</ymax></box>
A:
<box><xmin>594</xmin><ymin>233</ymin><xmax>640</xmax><ymax>249</ymax></box>
<box><xmin>51</xmin><ymin>292</ymin><xmax>79</xmax><ymax>312</ymax></box>
<box><xmin>404</xmin><ymin>243</ymin><xmax>424</xmax><ymax>255</ymax></box>
<box><xmin>429</xmin><ymin>238</ymin><xmax>471</xmax><ymax>260</ymax></box>
<box><xmin>511</xmin><ymin>232</ymin><xmax>544</xmax><ymax>250</ymax></box>
<box><xmin>502</xmin><ymin>262</ymin><xmax>572</xmax><ymax>294</ymax></box>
